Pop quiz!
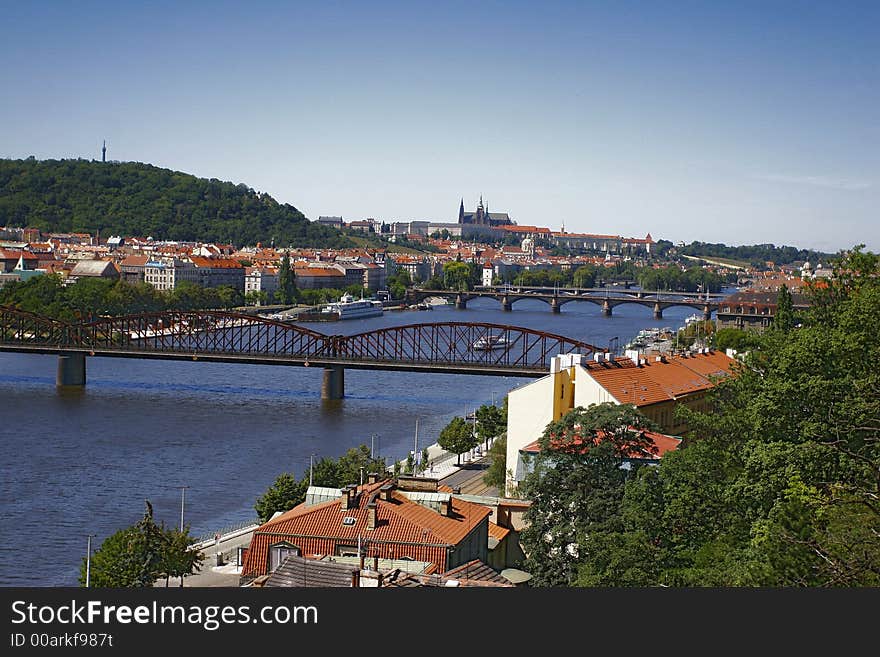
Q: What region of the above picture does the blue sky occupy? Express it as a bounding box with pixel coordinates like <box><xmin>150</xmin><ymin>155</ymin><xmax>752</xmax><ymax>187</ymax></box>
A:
<box><xmin>2</xmin><ymin>1</ymin><xmax>877</xmax><ymax>252</ymax></box>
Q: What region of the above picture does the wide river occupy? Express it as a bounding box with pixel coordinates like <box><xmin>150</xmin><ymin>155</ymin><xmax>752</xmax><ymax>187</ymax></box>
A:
<box><xmin>0</xmin><ymin>295</ymin><xmax>705</xmax><ymax>585</ymax></box>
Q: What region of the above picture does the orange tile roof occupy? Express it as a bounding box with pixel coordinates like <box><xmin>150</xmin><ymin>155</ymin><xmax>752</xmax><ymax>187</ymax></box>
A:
<box><xmin>256</xmin><ymin>480</ymin><xmax>489</xmax><ymax>547</ymax></box>
<box><xmin>295</xmin><ymin>267</ymin><xmax>344</xmax><ymax>277</ymax></box>
<box><xmin>119</xmin><ymin>255</ymin><xmax>149</xmax><ymax>267</ymax></box>
<box><xmin>189</xmin><ymin>256</ymin><xmax>243</xmax><ymax>269</ymax></box>
<box><xmin>585</xmin><ymin>352</ymin><xmax>736</xmax><ymax>406</ymax></box>
<box><xmin>242</xmin><ymin>480</ymin><xmax>491</xmax><ymax>578</ymax></box>
<box><xmin>521</xmin><ymin>427</ymin><xmax>682</xmax><ymax>460</ymax></box>
<box><xmin>487</xmin><ymin>522</ymin><xmax>510</xmax><ymax>542</ymax></box>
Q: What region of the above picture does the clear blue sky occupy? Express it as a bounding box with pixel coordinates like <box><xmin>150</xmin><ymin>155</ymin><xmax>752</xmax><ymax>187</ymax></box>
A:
<box><xmin>2</xmin><ymin>1</ymin><xmax>877</xmax><ymax>252</ymax></box>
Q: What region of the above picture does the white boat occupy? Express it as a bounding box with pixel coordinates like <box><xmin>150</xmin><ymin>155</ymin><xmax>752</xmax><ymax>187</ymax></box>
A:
<box><xmin>684</xmin><ymin>313</ymin><xmax>702</xmax><ymax>326</ymax></box>
<box><xmin>321</xmin><ymin>293</ymin><xmax>384</xmax><ymax>320</ymax></box>
<box><xmin>472</xmin><ymin>334</ymin><xmax>511</xmax><ymax>351</ymax></box>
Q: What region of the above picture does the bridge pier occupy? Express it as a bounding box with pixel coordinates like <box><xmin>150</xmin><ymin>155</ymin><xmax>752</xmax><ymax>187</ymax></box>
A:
<box><xmin>703</xmin><ymin>305</ymin><xmax>712</xmax><ymax>322</ymax></box>
<box><xmin>550</xmin><ymin>297</ymin><xmax>561</xmax><ymax>314</ymax></box>
<box><xmin>57</xmin><ymin>353</ymin><xmax>86</xmax><ymax>387</ymax></box>
<box><xmin>501</xmin><ymin>295</ymin><xmax>512</xmax><ymax>312</ymax></box>
<box><xmin>653</xmin><ymin>302</ymin><xmax>663</xmax><ymax>320</ymax></box>
<box><xmin>455</xmin><ymin>294</ymin><xmax>468</xmax><ymax>310</ymax></box>
<box><xmin>321</xmin><ymin>366</ymin><xmax>345</xmax><ymax>400</ymax></box>
<box><xmin>602</xmin><ymin>300</ymin><xmax>613</xmax><ymax>317</ymax></box>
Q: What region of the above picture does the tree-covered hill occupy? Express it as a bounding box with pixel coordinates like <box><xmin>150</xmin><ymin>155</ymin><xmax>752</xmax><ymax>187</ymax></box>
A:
<box><xmin>0</xmin><ymin>158</ymin><xmax>353</xmax><ymax>248</ymax></box>
<box><xmin>676</xmin><ymin>240</ymin><xmax>833</xmax><ymax>267</ymax></box>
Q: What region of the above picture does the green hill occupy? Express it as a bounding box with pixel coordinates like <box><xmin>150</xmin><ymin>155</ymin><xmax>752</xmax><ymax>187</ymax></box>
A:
<box><xmin>0</xmin><ymin>158</ymin><xmax>353</xmax><ymax>248</ymax></box>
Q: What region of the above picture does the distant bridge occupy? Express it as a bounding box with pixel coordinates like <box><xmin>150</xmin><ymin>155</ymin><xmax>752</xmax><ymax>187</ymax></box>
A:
<box><xmin>410</xmin><ymin>287</ymin><xmax>724</xmax><ymax>319</ymax></box>
<box><xmin>0</xmin><ymin>306</ymin><xmax>603</xmax><ymax>399</ymax></box>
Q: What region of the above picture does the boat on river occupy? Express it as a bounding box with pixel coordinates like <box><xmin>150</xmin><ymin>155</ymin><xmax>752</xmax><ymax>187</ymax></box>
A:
<box><xmin>472</xmin><ymin>334</ymin><xmax>511</xmax><ymax>351</ymax></box>
<box><xmin>321</xmin><ymin>293</ymin><xmax>384</xmax><ymax>320</ymax></box>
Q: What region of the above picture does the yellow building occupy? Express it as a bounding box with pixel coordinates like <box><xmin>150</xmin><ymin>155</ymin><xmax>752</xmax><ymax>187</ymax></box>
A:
<box><xmin>505</xmin><ymin>350</ymin><xmax>738</xmax><ymax>496</ymax></box>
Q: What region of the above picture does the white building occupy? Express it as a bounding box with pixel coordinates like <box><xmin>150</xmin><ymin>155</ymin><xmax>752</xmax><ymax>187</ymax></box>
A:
<box><xmin>505</xmin><ymin>350</ymin><xmax>737</xmax><ymax>496</ymax></box>
<box><xmin>244</xmin><ymin>267</ymin><xmax>279</xmax><ymax>300</ymax></box>
<box><xmin>144</xmin><ymin>257</ymin><xmax>199</xmax><ymax>291</ymax></box>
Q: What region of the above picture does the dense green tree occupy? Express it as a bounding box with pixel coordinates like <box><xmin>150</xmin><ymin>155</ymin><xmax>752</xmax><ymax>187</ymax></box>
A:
<box><xmin>159</xmin><ymin>527</ymin><xmax>204</xmax><ymax>588</ymax></box>
<box><xmin>0</xmin><ymin>158</ymin><xmax>353</xmax><ymax>248</ymax></box>
<box><xmin>255</xmin><ymin>473</ymin><xmax>307</xmax><ymax>523</ymax></box>
<box><xmin>482</xmin><ymin>435</ymin><xmax>507</xmax><ymax>492</ymax></box>
<box><xmin>443</xmin><ymin>261</ymin><xmax>472</xmax><ymax>291</ymax></box>
<box><xmin>519</xmin><ymin>403</ymin><xmax>658</xmax><ymax>586</ymax></box>
<box><xmin>475</xmin><ymin>404</ymin><xmax>505</xmax><ymax>448</ymax></box>
<box><xmin>254</xmin><ymin>445</ymin><xmax>388</xmax><ymax>522</ymax></box>
<box><xmin>712</xmin><ymin>327</ymin><xmax>761</xmax><ymax>353</ymax></box>
<box><xmin>438</xmin><ymin>416</ymin><xmax>479</xmax><ymax>465</ymax></box>
<box><xmin>80</xmin><ymin>501</ymin><xmax>201</xmax><ymax>587</ymax></box>
<box><xmin>572</xmin><ymin>265</ymin><xmax>597</xmax><ymax>288</ymax></box>
<box><xmin>773</xmin><ymin>283</ymin><xmax>795</xmax><ymax>332</ymax></box>
<box><xmin>277</xmin><ymin>253</ymin><xmax>297</xmax><ymax>304</ymax></box>
<box><xmin>574</xmin><ymin>246</ymin><xmax>880</xmax><ymax>587</ymax></box>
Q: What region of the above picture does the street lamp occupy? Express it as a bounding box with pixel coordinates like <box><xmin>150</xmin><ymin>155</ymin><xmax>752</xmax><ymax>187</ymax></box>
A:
<box><xmin>85</xmin><ymin>534</ymin><xmax>96</xmax><ymax>588</ymax></box>
<box><xmin>178</xmin><ymin>486</ymin><xmax>190</xmax><ymax>533</ymax></box>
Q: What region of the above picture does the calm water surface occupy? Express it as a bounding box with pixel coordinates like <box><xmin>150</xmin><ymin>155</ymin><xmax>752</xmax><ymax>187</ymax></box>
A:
<box><xmin>0</xmin><ymin>298</ymin><xmax>700</xmax><ymax>585</ymax></box>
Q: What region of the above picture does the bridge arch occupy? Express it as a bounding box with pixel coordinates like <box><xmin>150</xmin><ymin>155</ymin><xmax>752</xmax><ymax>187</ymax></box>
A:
<box><xmin>334</xmin><ymin>321</ymin><xmax>603</xmax><ymax>370</ymax></box>
<box><xmin>75</xmin><ymin>310</ymin><xmax>332</xmax><ymax>357</ymax></box>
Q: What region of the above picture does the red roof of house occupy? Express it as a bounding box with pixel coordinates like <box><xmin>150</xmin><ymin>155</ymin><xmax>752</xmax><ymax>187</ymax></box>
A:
<box><xmin>242</xmin><ymin>480</ymin><xmax>490</xmax><ymax>578</ymax></box>
<box><xmin>295</xmin><ymin>267</ymin><xmax>344</xmax><ymax>277</ymax></box>
<box><xmin>521</xmin><ymin>427</ymin><xmax>682</xmax><ymax>460</ymax></box>
<box><xmin>189</xmin><ymin>256</ymin><xmax>243</xmax><ymax>269</ymax></box>
<box><xmin>119</xmin><ymin>255</ymin><xmax>149</xmax><ymax>267</ymax></box>
<box><xmin>584</xmin><ymin>351</ymin><xmax>737</xmax><ymax>406</ymax></box>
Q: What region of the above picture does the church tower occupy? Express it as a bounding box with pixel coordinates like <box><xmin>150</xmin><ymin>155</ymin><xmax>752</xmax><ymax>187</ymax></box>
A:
<box><xmin>458</xmin><ymin>198</ymin><xmax>465</xmax><ymax>223</ymax></box>
<box><xmin>102</xmin><ymin>140</ymin><xmax>106</xmax><ymax>163</ymax></box>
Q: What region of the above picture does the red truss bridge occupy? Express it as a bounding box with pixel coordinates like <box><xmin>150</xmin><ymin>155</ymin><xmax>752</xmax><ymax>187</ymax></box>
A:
<box><xmin>0</xmin><ymin>307</ymin><xmax>603</xmax><ymax>398</ymax></box>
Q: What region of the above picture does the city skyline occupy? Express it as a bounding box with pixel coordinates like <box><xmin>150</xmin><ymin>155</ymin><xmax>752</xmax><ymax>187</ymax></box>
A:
<box><xmin>1</xmin><ymin>1</ymin><xmax>877</xmax><ymax>252</ymax></box>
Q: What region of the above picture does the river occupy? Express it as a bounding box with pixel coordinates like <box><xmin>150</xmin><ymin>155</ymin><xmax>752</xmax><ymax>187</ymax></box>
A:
<box><xmin>0</xmin><ymin>296</ymin><xmax>704</xmax><ymax>585</ymax></box>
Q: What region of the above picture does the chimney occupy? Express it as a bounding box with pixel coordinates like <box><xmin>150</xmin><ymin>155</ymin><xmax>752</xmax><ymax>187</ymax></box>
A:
<box><xmin>367</xmin><ymin>472</ymin><xmax>379</xmax><ymax>484</ymax></box>
<box><xmin>340</xmin><ymin>485</ymin><xmax>358</xmax><ymax>510</ymax></box>
<box><xmin>380</xmin><ymin>483</ymin><xmax>394</xmax><ymax>501</ymax></box>
<box><xmin>439</xmin><ymin>497</ymin><xmax>453</xmax><ymax>517</ymax></box>
<box><xmin>367</xmin><ymin>503</ymin><xmax>378</xmax><ymax>530</ymax></box>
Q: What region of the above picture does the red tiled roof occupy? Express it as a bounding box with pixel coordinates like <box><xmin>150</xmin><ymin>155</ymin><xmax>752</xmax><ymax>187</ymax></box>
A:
<box><xmin>295</xmin><ymin>267</ymin><xmax>344</xmax><ymax>277</ymax></box>
<box><xmin>585</xmin><ymin>352</ymin><xmax>737</xmax><ymax>406</ymax></box>
<box><xmin>119</xmin><ymin>255</ymin><xmax>149</xmax><ymax>267</ymax></box>
<box><xmin>189</xmin><ymin>256</ymin><xmax>243</xmax><ymax>269</ymax></box>
<box><xmin>521</xmin><ymin>427</ymin><xmax>682</xmax><ymax>460</ymax></box>
<box><xmin>242</xmin><ymin>480</ymin><xmax>491</xmax><ymax>579</ymax></box>
<box><xmin>487</xmin><ymin>522</ymin><xmax>510</xmax><ymax>542</ymax></box>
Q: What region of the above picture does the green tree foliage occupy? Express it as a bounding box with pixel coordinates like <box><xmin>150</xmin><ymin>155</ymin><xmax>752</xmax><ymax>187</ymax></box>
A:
<box><xmin>567</xmin><ymin>246</ymin><xmax>880</xmax><ymax>586</ymax></box>
<box><xmin>773</xmin><ymin>283</ymin><xmax>795</xmax><ymax>332</ymax></box>
<box><xmin>0</xmin><ymin>158</ymin><xmax>353</xmax><ymax>248</ymax></box>
<box><xmin>254</xmin><ymin>445</ymin><xmax>388</xmax><ymax>522</ymax></box>
<box><xmin>0</xmin><ymin>275</ymin><xmax>243</xmax><ymax>319</ymax></box>
<box><xmin>443</xmin><ymin>261</ymin><xmax>472</xmax><ymax>290</ymax></box>
<box><xmin>254</xmin><ymin>473</ymin><xmax>307</xmax><ymax>523</ymax></box>
<box><xmin>637</xmin><ymin>265</ymin><xmax>724</xmax><ymax>293</ymax></box>
<box><xmin>277</xmin><ymin>253</ymin><xmax>297</xmax><ymax>304</ymax></box>
<box><xmin>475</xmin><ymin>404</ymin><xmax>505</xmax><ymax>446</ymax></box>
<box><xmin>712</xmin><ymin>327</ymin><xmax>761</xmax><ymax>353</ymax></box>
<box><xmin>482</xmin><ymin>435</ymin><xmax>507</xmax><ymax>492</ymax></box>
<box><xmin>386</xmin><ymin>269</ymin><xmax>411</xmax><ymax>300</ymax></box>
<box><xmin>519</xmin><ymin>403</ymin><xmax>657</xmax><ymax>586</ymax></box>
<box><xmin>438</xmin><ymin>416</ymin><xmax>479</xmax><ymax>465</ymax></box>
<box><xmin>572</xmin><ymin>265</ymin><xmax>597</xmax><ymax>288</ymax></box>
<box><xmin>80</xmin><ymin>501</ymin><xmax>202</xmax><ymax>587</ymax></box>
<box><xmin>678</xmin><ymin>241</ymin><xmax>832</xmax><ymax>268</ymax></box>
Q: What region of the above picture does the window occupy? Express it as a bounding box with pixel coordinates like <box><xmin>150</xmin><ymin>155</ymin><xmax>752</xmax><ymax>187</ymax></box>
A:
<box><xmin>269</xmin><ymin>542</ymin><xmax>300</xmax><ymax>572</ymax></box>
